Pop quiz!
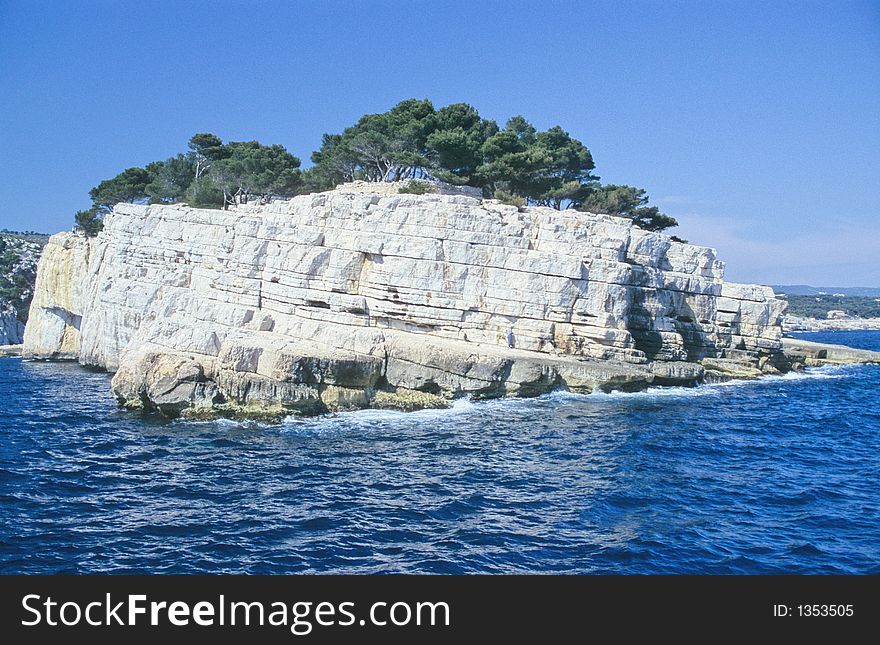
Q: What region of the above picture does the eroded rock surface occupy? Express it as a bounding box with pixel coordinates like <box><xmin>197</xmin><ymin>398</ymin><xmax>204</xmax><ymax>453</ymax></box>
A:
<box><xmin>25</xmin><ymin>185</ymin><xmax>830</xmax><ymax>418</ymax></box>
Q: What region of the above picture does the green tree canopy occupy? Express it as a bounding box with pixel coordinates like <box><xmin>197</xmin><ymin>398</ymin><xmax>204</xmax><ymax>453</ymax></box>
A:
<box><xmin>474</xmin><ymin>117</ymin><xmax>598</xmax><ymax>208</ymax></box>
<box><xmin>189</xmin><ymin>132</ymin><xmax>225</xmax><ymax>158</ymax></box>
<box><xmin>88</xmin><ymin>167</ymin><xmax>152</xmax><ymax>213</ymax></box>
<box><xmin>425</xmin><ymin>103</ymin><xmax>498</xmax><ymax>185</ymax></box>
<box><xmin>309</xmin><ymin>101</ymin><xmax>605</xmax><ymax>215</ymax></box>
<box><xmin>575</xmin><ymin>184</ymin><xmax>678</xmax><ymax>232</ymax></box>
<box><xmin>305</xmin><ymin>133</ymin><xmax>354</xmax><ymax>191</ymax></box>
<box><xmin>308</xmin><ymin>99</ymin><xmax>436</xmax><ymax>187</ymax></box>
<box><xmin>207</xmin><ymin>141</ymin><xmax>302</xmax><ymax>208</ymax></box>
<box><xmin>74</xmin><ymin>208</ymin><xmax>103</xmax><ymax>236</ymax></box>
<box><xmin>73</xmin><ymin>101</ymin><xmax>679</xmax><ymax>235</ymax></box>
<box><xmin>76</xmin><ymin>134</ymin><xmax>303</xmax><ymax>230</ymax></box>
<box><xmin>145</xmin><ymin>154</ymin><xmax>196</xmax><ymax>204</ymax></box>
<box><xmin>188</xmin><ymin>132</ymin><xmax>229</xmax><ymax>180</ymax></box>
<box><xmin>308</xmin><ymin>99</ymin><xmax>499</xmax><ymax>189</ymax></box>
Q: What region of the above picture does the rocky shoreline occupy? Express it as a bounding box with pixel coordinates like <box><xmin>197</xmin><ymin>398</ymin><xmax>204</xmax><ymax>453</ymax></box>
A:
<box><xmin>0</xmin><ymin>344</ymin><xmax>22</xmax><ymax>358</ymax></box>
<box><xmin>21</xmin><ymin>184</ymin><xmax>880</xmax><ymax>420</ymax></box>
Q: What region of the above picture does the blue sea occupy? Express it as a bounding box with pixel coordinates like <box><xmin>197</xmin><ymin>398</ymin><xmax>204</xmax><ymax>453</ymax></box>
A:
<box><xmin>1</xmin><ymin>330</ymin><xmax>878</xmax><ymax>574</ymax></box>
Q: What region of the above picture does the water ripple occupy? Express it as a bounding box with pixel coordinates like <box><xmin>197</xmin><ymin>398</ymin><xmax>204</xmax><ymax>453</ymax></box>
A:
<box><xmin>1</xmin><ymin>330</ymin><xmax>879</xmax><ymax>574</ymax></box>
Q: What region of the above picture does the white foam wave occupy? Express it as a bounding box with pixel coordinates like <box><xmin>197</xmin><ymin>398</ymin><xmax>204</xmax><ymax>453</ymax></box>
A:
<box><xmin>583</xmin><ymin>385</ymin><xmax>720</xmax><ymax>401</ymax></box>
<box><xmin>279</xmin><ymin>396</ymin><xmax>485</xmax><ymax>434</ymax></box>
<box><xmin>713</xmin><ymin>364</ymin><xmax>857</xmax><ymax>387</ymax></box>
<box><xmin>184</xmin><ymin>362</ymin><xmax>873</xmax><ymax>432</ymax></box>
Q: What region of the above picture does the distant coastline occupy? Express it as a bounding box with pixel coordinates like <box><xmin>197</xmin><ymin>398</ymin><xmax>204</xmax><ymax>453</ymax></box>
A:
<box><xmin>775</xmin><ymin>287</ymin><xmax>880</xmax><ymax>333</ymax></box>
<box><xmin>783</xmin><ymin>316</ymin><xmax>880</xmax><ymax>333</ymax></box>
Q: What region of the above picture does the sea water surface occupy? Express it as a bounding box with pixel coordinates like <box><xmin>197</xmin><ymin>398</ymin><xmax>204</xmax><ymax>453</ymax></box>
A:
<box><xmin>1</xmin><ymin>330</ymin><xmax>878</xmax><ymax>574</ymax></box>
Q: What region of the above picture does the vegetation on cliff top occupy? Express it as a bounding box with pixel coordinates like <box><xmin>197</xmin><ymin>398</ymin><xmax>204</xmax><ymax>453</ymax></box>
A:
<box><xmin>74</xmin><ymin>99</ymin><xmax>677</xmax><ymax>237</ymax></box>
<box><xmin>75</xmin><ymin>135</ymin><xmax>303</xmax><ymax>235</ymax></box>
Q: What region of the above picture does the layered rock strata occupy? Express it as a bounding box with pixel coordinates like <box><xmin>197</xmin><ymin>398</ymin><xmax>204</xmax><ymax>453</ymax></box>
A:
<box><xmin>25</xmin><ymin>185</ymin><xmax>864</xmax><ymax>419</ymax></box>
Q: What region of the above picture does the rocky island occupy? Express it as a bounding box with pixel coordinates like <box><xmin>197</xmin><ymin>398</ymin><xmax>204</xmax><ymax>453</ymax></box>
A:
<box><xmin>21</xmin><ymin>181</ymin><xmax>880</xmax><ymax>420</ymax></box>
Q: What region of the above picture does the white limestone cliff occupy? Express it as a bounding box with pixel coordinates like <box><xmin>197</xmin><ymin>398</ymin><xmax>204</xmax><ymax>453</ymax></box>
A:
<box><xmin>24</xmin><ymin>184</ymin><xmax>802</xmax><ymax>418</ymax></box>
<box><xmin>23</xmin><ymin>233</ymin><xmax>91</xmax><ymax>359</ymax></box>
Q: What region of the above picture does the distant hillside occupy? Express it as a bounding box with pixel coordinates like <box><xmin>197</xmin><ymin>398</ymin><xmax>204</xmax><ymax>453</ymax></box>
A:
<box><xmin>0</xmin><ymin>229</ymin><xmax>51</xmax><ymax>247</ymax></box>
<box><xmin>1</xmin><ymin>232</ymin><xmax>45</xmax><ymax>344</ymax></box>
<box><xmin>773</xmin><ymin>284</ymin><xmax>880</xmax><ymax>297</ymax></box>
<box><xmin>780</xmin><ymin>294</ymin><xmax>880</xmax><ymax>319</ymax></box>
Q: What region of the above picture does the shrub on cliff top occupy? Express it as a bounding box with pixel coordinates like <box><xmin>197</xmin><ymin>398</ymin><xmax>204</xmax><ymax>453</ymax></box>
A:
<box><xmin>576</xmin><ymin>184</ymin><xmax>679</xmax><ymax>232</ymax></box>
<box><xmin>493</xmin><ymin>189</ymin><xmax>526</xmax><ymax>210</ymax></box>
<box><xmin>74</xmin><ymin>208</ymin><xmax>103</xmax><ymax>237</ymax></box>
<box><xmin>398</xmin><ymin>180</ymin><xmax>434</xmax><ymax>195</ymax></box>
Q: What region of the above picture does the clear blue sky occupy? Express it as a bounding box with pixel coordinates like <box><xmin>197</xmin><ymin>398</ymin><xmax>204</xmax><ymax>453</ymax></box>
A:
<box><xmin>1</xmin><ymin>0</ymin><xmax>878</xmax><ymax>286</ymax></box>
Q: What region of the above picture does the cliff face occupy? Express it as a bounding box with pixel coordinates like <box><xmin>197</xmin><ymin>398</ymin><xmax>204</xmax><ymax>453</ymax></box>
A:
<box><xmin>24</xmin><ymin>185</ymin><xmax>791</xmax><ymax>417</ymax></box>
<box><xmin>23</xmin><ymin>234</ymin><xmax>91</xmax><ymax>358</ymax></box>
